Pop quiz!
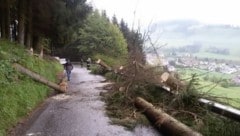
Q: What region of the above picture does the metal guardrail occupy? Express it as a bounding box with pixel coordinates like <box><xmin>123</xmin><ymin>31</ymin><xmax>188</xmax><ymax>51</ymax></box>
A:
<box><xmin>198</xmin><ymin>98</ymin><xmax>240</xmax><ymax>122</ymax></box>
<box><xmin>162</xmin><ymin>86</ymin><xmax>240</xmax><ymax>122</ymax></box>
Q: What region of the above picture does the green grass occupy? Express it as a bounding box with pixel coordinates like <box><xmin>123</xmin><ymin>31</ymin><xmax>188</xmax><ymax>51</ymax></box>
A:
<box><xmin>178</xmin><ymin>68</ymin><xmax>235</xmax><ymax>79</ymax></box>
<box><xmin>0</xmin><ymin>40</ymin><xmax>63</xmax><ymax>136</ymax></box>
<box><xmin>178</xmin><ymin>68</ymin><xmax>240</xmax><ymax>108</ymax></box>
<box><xmin>199</xmin><ymin>85</ymin><xmax>240</xmax><ymax>108</ymax></box>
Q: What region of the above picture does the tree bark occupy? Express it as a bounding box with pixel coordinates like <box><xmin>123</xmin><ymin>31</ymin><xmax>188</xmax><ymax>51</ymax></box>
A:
<box><xmin>0</xmin><ymin>0</ymin><xmax>6</xmax><ymax>38</ymax></box>
<box><xmin>0</xmin><ymin>12</ymin><xmax>5</xmax><ymax>38</ymax></box>
<box><xmin>5</xmin><ymin>0</ymin><xmax>10</xmax><ymax>39</ymax></box>
<box><xmin>135</xmin><ymin>97</ymin><xmax>202</xmax><ymax>136</ymax></box>
<box><xmin>96</xmin><ymin>59</ymin><xmax>112</xmax><ymax>71</ymax></box>
<box><xmin>18</xmin><ymin>0</ymin><xmax>26</xmax><ymax>45</ymax></box>
<box><xmin>26</xmin><ymin>0</ymin><xmax>32</xmax><ymax>48</ymax></box>
<box><xmin>32</xmin><ymin>35</ymin><xmax>39</xmax><ymax>50</ymax></box>
<box><xmin>13</xmin><ymin>63</ymin><xmax>66</xmax><ymax>93</ymax></box>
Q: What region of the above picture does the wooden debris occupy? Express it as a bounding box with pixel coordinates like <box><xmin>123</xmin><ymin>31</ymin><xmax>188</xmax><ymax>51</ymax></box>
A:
<box><xmin>160</xmin><ymin>72</ymin><xmax>169</xmax><ymax>83</ymax></box>
<box><xmin>135</xmin><ymin>97</ymin><xmax>202</xmax><ymax>136</ymax></box>
<box><xmin>96</xmin><ymin>59</ymin><xmax>112</xmax><ymax>71</ymax></box>
<box><xmin>13</xmin><ymin>63</ymin><xmax>66</xmax><ymax>93</ymax></box>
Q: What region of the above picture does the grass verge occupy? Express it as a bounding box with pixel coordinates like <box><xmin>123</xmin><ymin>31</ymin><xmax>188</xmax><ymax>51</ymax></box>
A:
<box><xmin>0</xmin><ymin>40</ymin><xmax>63</xmax><ymax>136</ymax></box>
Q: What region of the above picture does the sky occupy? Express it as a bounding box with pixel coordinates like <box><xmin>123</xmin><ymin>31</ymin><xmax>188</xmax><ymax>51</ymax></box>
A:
<box><xmin>87</xmin><ymin>0</ymin><xmax>240</xmax><ymax>27</ymax></box>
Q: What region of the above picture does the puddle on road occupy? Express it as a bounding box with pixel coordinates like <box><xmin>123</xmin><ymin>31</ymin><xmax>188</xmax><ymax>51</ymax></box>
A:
<box><xmin>77</xmin><ymin>96</ymin><xmax>101</xmax><ymax>102</ymax></box>
<box><xmin>51</xmin><ymin>94</ymin><xmax>71</xmax><ymax>100</ymax></box>
<box><xmin>71</xmin><ymin>81</ymin><xmax>86</xmax><ymax>85</ymax></box>
<box><xmin>26</xmin><ymin>132</ymin><xmax>42</xmax><ymax>136</ymax></box>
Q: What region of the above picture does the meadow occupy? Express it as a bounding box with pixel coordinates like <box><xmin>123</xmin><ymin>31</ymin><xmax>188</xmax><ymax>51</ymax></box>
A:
<box><xmin>178</xmin><ymin>68</ymin><xmax>240</xmax><ymax>108</ymax></box>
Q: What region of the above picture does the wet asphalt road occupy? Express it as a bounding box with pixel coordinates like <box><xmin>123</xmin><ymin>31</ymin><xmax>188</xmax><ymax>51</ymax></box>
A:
<box><xmin>24</xmin><ymin>65</ymin><xmax>161</xmax><ymax>136</ymax></box>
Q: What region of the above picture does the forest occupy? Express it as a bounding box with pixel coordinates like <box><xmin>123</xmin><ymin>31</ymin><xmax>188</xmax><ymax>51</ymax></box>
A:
<box><xmin>0</xmin><ymin>0</ymin><xmax>144</xmax><ymax>62</ymax></box>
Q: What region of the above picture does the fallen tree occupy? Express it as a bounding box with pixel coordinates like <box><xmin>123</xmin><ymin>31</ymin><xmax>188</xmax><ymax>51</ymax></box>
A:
<box><xmin>96</xmin><ymin>59</ymin><xmax>112</xmax><ymax>71</ymax></box>
<box><xmin>95</xmin><ymin>58</ymin><xmax>183</xmax><ymax>90</ymax></box>
<box><xmin>135</xmin><ymin>97</ymin><xmax>202</xmax><ymax>136</ymax></box>
<box><xmin>13</xmin><ymin>63</ymin><xmax>66</xmax><ymax>93</ymax></box>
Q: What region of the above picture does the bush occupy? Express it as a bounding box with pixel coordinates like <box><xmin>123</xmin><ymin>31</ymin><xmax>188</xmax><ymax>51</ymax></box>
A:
<box><xmin>220</xmin><ymin>80</ymin><xmax>229</xmax><ymax>88</ymax></box>
<box><xmin>203</xmin><ymin>75</ymin><xmax>209</xmax><ymax>81</ymax></box>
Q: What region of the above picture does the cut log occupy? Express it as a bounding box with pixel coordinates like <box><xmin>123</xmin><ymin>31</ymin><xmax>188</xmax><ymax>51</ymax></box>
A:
<box><xmin>13</xmin><ymin>63</ymin><xmax>66</xmax><ymax>93</ymax></box>
<box><xmin>96</xmin><ymin>59</ymin><xmax>112</xmax><ymax>71</ymax></box>
<box><xmin>135</xmin><ymin>97</ymin><xmax>202</xmax><ymax>136</ymax></box>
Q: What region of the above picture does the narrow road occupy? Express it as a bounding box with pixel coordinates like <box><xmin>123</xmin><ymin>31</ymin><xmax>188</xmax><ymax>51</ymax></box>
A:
<box><xmin>17</xmin><ymin>65</ymin><xmax>161</xmax><ymax>136</ymax></box>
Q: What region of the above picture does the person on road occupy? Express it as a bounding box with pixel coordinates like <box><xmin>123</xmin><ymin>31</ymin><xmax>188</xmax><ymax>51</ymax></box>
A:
<box><xmin>80</xmin><ymin>58</ymin><xmax>84</xmax><ymax>67</ymax></box>
<box><xmin>64</xmin><ymin>59</ymin><xmax>73</xmax><ymax>81</ymax></box>
<box><xmin>86</xmin><ymin>57</ymin><xmax>91</xmax><ymax>70</ymax></box>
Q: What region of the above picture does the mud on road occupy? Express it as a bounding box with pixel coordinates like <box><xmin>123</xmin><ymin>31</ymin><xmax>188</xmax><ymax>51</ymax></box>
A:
<box><xmin>10</xmin><ymin>65</ymin><xmax>161</xmax><ymax>136</ymax></box>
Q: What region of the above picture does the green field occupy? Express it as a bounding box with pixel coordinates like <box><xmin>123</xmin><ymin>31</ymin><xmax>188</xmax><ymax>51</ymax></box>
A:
<box><xmin>179</xmin><ymin>68</ymin><xmax>235</xmax><ymax>79</ymax></box>
<box><xmin>194</xmin><ymin>52</ymin><xmax>240</xmax><ymax>61</ymax></box>
<box><xmin>178</xmin><ymin>68</ymin><xmax>240</xmax><ymax>108</ymax></box>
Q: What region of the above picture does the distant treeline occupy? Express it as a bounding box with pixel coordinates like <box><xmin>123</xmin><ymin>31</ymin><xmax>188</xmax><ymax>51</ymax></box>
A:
<box><xmin>206</xmin><ymin>46</ymin><xmax>230</xmax><ymax>55</ymax></box>
<box><xmin>170</xmin><ymin>44</ymin><xmax>202</xmax><ymax>53</ymax></box>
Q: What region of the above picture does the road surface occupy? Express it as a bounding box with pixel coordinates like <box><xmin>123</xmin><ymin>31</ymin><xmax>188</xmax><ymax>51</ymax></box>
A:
<box><xmin>12</xmin><ymin>65</ymin><xmax>161</xmax><ymax>136</ymax></box>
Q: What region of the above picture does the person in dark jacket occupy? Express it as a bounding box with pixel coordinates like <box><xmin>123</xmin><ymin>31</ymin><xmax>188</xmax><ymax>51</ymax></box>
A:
<box><xmin>86</xmin><ymin>57</ymin><xmax>91</xmax><ymax>70</ymax></box>
<box><xmin>64</xmin><ymin>59</ymin><xmax>73</xmax><ymax>81</ymax></box>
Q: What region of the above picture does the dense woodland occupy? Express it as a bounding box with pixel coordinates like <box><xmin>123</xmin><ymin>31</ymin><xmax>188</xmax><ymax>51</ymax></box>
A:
<box><xmin>0</xmin><ymin>0</ymin><xmax>145</xmax><ymax>62</ymax></box>
<box><xmin>0</xmin><ymin>0</ymin><xmax>90</xmax><ymax>48</ymax></box>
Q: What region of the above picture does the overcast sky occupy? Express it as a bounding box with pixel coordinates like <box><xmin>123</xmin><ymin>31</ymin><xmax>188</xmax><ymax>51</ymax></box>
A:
<box><xmin>87</xmin><ymin>0</ymin><xmax>240</xmax><ymax>27</ymax></box>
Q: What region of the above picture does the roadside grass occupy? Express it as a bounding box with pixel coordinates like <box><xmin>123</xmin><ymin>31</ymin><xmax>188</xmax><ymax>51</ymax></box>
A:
<box><xmin>178</xmin><ymin>68</ymin><xmax>240</xmax><ymax>108</ymax></box>
<box><xmin>199</xmin><ymin>85</ymin><xmax>240</xmax><ymax>108</ymax></box>
<box><xmin>0</xmin><ymin>40</ymin><xmax>63</xmax><ymax>135</ymax></box>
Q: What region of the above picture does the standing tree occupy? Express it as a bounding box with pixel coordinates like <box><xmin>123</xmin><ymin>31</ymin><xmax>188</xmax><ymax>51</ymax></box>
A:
<box><xmin>112</xmin><ymin>14</ymin><xmax>119</xmax><ymax>27</ymax></box>
<box><xmin>0</xmin><ymin>0</ymin><xmax>6</xmax><ymax>38</ymax></box>
<box><xmin>62</xmin><ymin>10</ymin><xmax>127</xmax><ymax>61</ymax></box>
<box><xmin>0</xmin><ymin>0</ymin><xmax>11</xmax><ymax>39</ymax></box>
<box><xmin>18</xmin><ymin>0</ymin><xmax>26</xmax><ymax>45</ymax></box>
<box><xmin>25</xmin><ymin>0</ymin><xmax>32</xmax><ymax>48</ymax></box>
<box><xmin>119</xmin><ymin>19</ymin><xmax>145</xmax><ymax>64</ymax></box>
<box><xmin>0</xmin><ymin>0</ymin><xmax>91</xmax><ymax>55</ymax></box>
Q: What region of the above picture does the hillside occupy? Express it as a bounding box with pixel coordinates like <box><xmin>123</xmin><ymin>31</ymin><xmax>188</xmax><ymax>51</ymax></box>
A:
<box><xmin>0</xmin><ymin>40</ymin><xmax>63</xmax><ymax>135</ymax></box>
<box><xmin>149</xmin><ymin>20</ymin><xmax>240</xmax><ymax>58</ymax></box>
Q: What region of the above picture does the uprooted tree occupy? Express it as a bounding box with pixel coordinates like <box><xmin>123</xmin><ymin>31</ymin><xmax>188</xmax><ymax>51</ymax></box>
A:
<box><xmin>97</xmin><ymin>17</ymin><xmax>240</xmax><ymax>135</ymax></box>
<box><xmin>95</xmin><ymin>17</ymin><xmax>204</xmax><ymax>132</ymax></box>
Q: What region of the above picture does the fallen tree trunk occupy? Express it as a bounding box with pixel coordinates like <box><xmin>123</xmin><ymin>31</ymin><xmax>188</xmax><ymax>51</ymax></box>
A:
<box><xmin>13</xmin><ymin>63</ymin><xmax>66</xmax><ymax>93</ymax></box>
<box><xmin>135</xmin><ymin>97</ymin><xmax>202</xmax><ymax>136</ymax></box>
<box><xmin>96</xmin><ymin>59</ymin><xmax>112</xmax><ymax>71</ymax></box>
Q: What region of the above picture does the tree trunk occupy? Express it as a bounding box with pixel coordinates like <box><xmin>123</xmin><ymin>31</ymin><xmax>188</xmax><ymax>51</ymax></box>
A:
<box><xmin>32</xmin><ymin>35</ymin><xmax>39</xmax><ymax>50</ymax></box>
<box><xmin>5</xmin><ymin>0</ymin><xmax>10</xmax><ymax>39</ymax></box>
<box><xmin>18</xmin><ymin>0</ymin><xmax>26</xmax><ymax>45</ymax></box>
<box><xmin>96</xmin><ymin>59</ymin><xmax>112</xmax><ymax>71</ymax></box>
<box><xmin>0</xmin><ymin>0</ymin><xmax>6</xmax><ymax>38</ymax></box>
<box><xmin>25</xmin><ymin>0</ymin><xmax>32</xmax><ymax>48</ymax></box>
<box><xmin>39</xmin><ymin>46</ymin><xmax>43</xmax><ymax>58</ymax></box>
<box><xmin>13</xmin><ymin>63</ymin><xmax>66</xmax><ymax>93</ymax></box>
<box><xmin>0</xmin><ymin>12</ymin><xmax>5</xmax><ymax>38</ymax></box>
<box><xmin>135</xmin><ymin>97</ymin><xmax>202</xmax><ymax>136</ymax></box>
